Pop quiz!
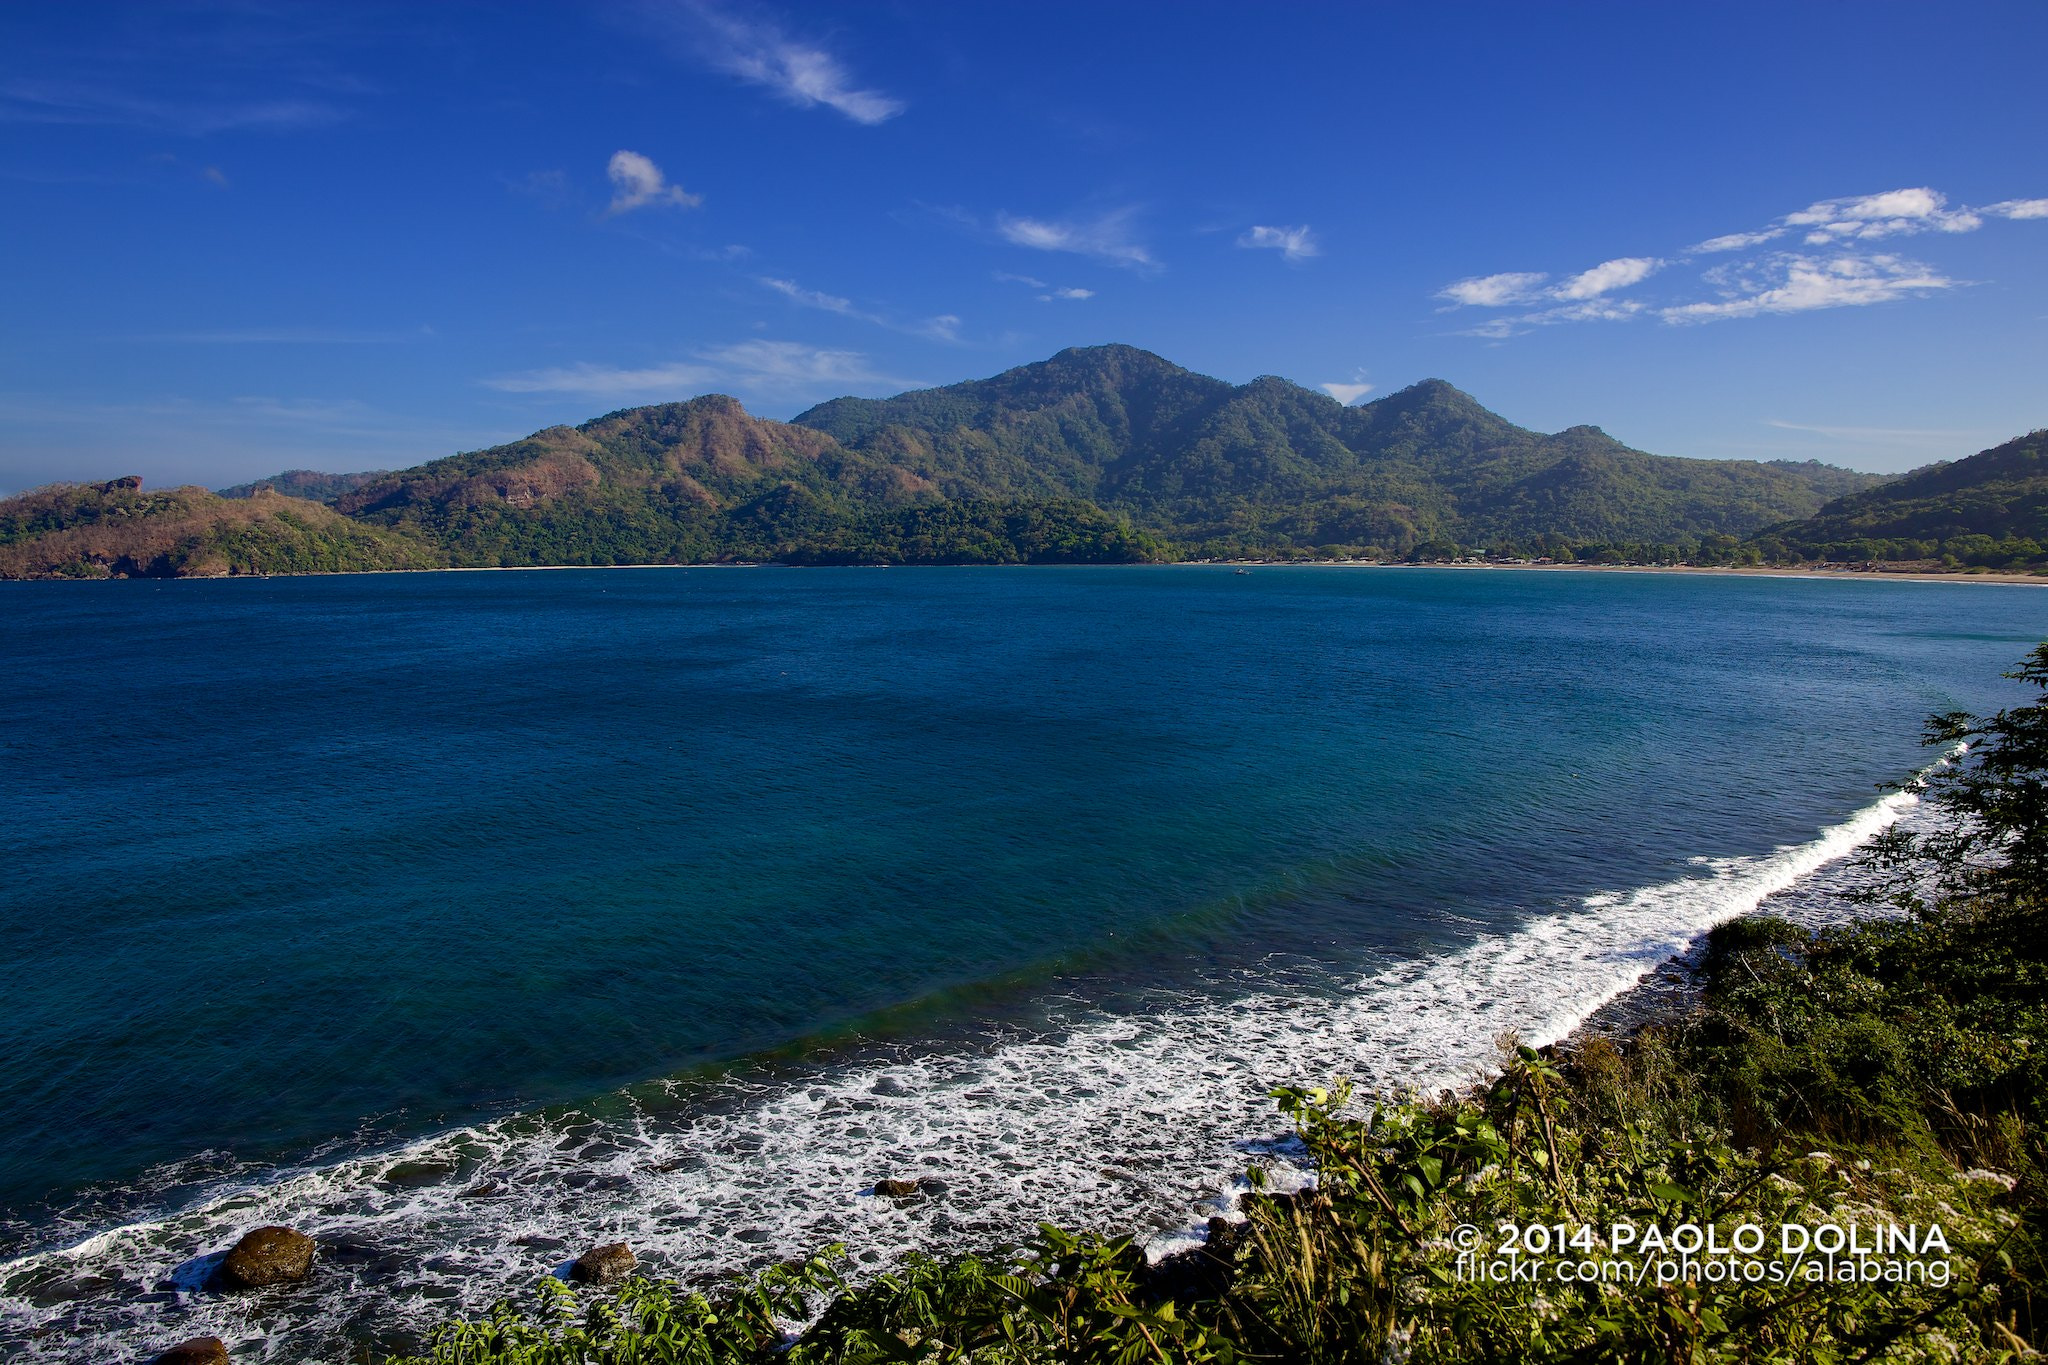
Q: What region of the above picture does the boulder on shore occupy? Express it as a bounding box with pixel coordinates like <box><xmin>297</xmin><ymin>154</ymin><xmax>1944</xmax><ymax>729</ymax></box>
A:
<box><xmin>218</xmin><ymin>1226</ymin><xmax>316</xmax><ymax>1288</ymax></box>
<box><xmin>150</xmin><ymin>1337</ymin><xmax>229</xmax><ymax>1365</ymax></box>
<box><xmin>569</xmin><ymin>1242</ymin><xmax>636</xmax><ymax>1285</ymax></box>
<box><xmin>1140</xmin><ymin>1217</ymin><xmax>1245</xmax><ymax>1304</ymax></box>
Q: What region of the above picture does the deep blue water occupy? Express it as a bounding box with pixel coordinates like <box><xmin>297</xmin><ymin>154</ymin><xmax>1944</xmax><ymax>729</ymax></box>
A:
<box><xmin>0</xmin><ymin>566</ymin><xmax>2041</xmax><ymax>1360</ymax></box>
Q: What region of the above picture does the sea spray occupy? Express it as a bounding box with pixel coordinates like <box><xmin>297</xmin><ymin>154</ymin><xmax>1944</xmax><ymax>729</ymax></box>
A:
<box><xmin>0</xmin><ymin>784</ymin><xmax>1933</xmax><ymax>1363</ymax></box>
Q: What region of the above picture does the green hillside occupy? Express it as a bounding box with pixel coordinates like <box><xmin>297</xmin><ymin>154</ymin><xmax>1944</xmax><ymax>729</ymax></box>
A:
<box><xmin>1755</xmin><ymin>429</ymin><xmax>2048</xmax><ymax>569</ymax></box>
<box><xmin>0</xmin><ymin>478</ymin><xmax>437</xmax><ymax>579</ymax></box>
<box><xmin>331</xmin><ymin>394</ymin><xmax>980</xmax><ymax>567</ymax></box>
<box><xmin>795</xmin><ymin>346</ymin><xmax>1881</xmax><ymax>556</ymax></box>
<box><xmin>218</xmin><ymin>469</ymin><xmax>390</xmax><ymax>503</ymax></box>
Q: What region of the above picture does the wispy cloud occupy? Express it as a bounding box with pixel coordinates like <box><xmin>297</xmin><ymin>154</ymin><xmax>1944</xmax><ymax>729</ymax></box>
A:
<box><xmin>483</xmin><ymin>342</ymin><xmax>915</xmax><ymax>404</ymax></box>
<box><xmin>483</xmin><ymin>362</ymin><xmax>720</xmax><ymax>398</ymax></box>
<box><xmin>1442</xmin><ymin>184</ymin><xmax>2045</xmax><ymax>337</ymax></box>
<box><xmin>659</xmin><ymin>1</ymin><xmax>904</xmax><ymax>125</ymax></box>
<box><xmin>607</xmin><ymin>150</ymin><xmax>701</xmax><ymax>214</ymax></box>
<box><xmin>1784</xmin><ymin>187</ymin><xmax>1979</xmax><ymax>243</ymax></box>
<box><xmin>1661</xmin><ymin>253</ymin><xmax>1957</xmax><ymax>323</ymax></box>
<box><xmin>1692</xmin><ymin>229</ymin><xmax>1784</xmax><ymax>253</ymax></box>
<box><xmin>1764</xmin><ymin>419</ymin><xmax>1994</xmax><ymax>442</ymax></box>
<box><xmin>993</xmin><ymin>271</ymin><xmax>1094</xmax><ymax>302</ymax></box>
<box><xmin>1986</xmin><ymin>198</ymin><xmax>2048</xmax><ymax>220</ymax></box>
<box><xmin>1236</xmin><ymin>224</ymin><xmax>1320</xmax><ymax>262</ymax></box>
<box><xmin>0</xmin><ymin>78</ymin><xmax>345</xmax><ymax>135</ymax></box>
<box><xmin>1438</xmin><ymin>271</ymin><xmax>1550</xmax><ymax>308</ymax></box>
<box><xmin>1554</xmin><ymin>256</ymin><xmax>1660</xmax><ymax>300</ymax></box>
<box><xmin>996</xmin><ymin>208</ymin><xmax>1157</xmax><ymax>271</ymax></box>
<box><xmin>1455</xmin><ymin>299</ymin><xmax>1648</xmax><ymax>340</ymax></box>
<box><xmin>761</xmin><ymin>276</ymin><xmax>856</xmax><ymax>315</ymax></box>
<box><xmin>1441</xmin><ymin>260</ymin><xmax>1657</xmax><ymax>314</ymax></box>
<box><xmin>130</xmin><ymin>325</ymin><xmax>434</xmax><ymax>345</ymax></box>
<box><xmin>700</xmin><ymin>340</ymin><xmax>911</xmax><ymax>391</ymax></box>
<box><xmin>758</xmin><ymin>276</ymin><xmax>966</xmax><ymax>341</ymax></box>
<box><xmin>1686</xmin><ymin>187</ymin><xmax>2043</xmax><ymax>255</ymax></box>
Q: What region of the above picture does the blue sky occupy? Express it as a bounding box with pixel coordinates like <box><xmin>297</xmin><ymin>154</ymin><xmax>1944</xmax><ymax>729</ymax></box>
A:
<box><xmin>3</xmin><ymin>1</ymin><xmax>2045</xmax><ymax>491</ymax></box>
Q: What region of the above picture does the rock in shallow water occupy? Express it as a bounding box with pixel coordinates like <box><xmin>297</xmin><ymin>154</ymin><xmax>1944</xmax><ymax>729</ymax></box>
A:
<box><xmin>569</xmin><ymin>1242</ymin><xmax>636</xmax><ymax>1285</ymax></box>
<box><xmin>872</xmin><ymin>1176</ymin><xmax>945</xmax><ymax>1202</ymax></box>
<box><xmin>150</xmin><ymin>1337</ymin><xmax>229</xmax><ymax>1365</ymax></box>
<box><xmin>218</xmin><ymin>1226</ymin><xmax>315</xmax><ymax>1289</ymax></box>
<box><xmin>1140</xmin><ymin>1217</ymin><xmax>1245</xmax><ymax>1304</ymax></box>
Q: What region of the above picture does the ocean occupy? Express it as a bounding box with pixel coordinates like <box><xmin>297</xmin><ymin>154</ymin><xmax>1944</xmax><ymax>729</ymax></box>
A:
<box><xmin>0</xmin><ymin>565</ymin><xmax>2040</xmax><ymax>1360</ymax></box>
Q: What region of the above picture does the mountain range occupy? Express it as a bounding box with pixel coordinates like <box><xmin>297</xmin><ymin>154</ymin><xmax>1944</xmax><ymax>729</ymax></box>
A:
<box><xmin>0</xmin><ymin>344</ymin><xmax>2037</xmax><ymax>579</ymax></box>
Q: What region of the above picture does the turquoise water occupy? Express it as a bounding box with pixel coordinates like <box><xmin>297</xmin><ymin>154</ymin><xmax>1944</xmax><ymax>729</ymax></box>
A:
<box><xmin>0</xmin><ymin>566</ymin><xmax>2040</xmax><ymax>1360</ymax></box>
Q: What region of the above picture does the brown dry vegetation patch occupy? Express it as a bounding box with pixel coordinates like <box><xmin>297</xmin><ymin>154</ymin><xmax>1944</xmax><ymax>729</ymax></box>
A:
<box><xmin>0</xmin><ymin>482</ymin><xmax>434</xmax><ymax>578</ymax></box>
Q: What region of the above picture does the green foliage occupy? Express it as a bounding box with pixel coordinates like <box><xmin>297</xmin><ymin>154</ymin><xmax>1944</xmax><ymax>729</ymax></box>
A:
<box><xmin>797</xmin><ymin>349</ymin><xmax>1878</xmax><ymax>556</ymax></box>
<box><xmin>785</xmin><ymin>501</ymin><xmax>1174</xmax><ymax>566</ymax></box>
<box><xmin>1757</xmin><ymin>430</ymin><xmax>2048</xmax><ymax>568</ymax></box>
<box><xmin>217</xmin><ymin>469</ymin><xmax>391</xmax><ymax>503</ymax></box>
<box><xmin>331</xmin><ymin>393</ymin><xmax>1172</xmax><ymax>570</ymax></box>
<box><xmin>0</xmin><ymin>480</ymin><xmax>437</xmax><ymax>578</ymax></box>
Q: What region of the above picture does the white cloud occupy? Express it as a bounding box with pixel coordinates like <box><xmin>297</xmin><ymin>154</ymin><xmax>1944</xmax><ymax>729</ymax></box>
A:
<box><xmin>996</xmin><ymin>208</ymin><xmax>1157</xmax><ymax>270</ymax></box>
<box><xmin>758</xmin><ymin>276</ymin><xmax>967</xmax><ymax>342</ymax></box>
<box><xmin>1454</xmin><ymin>298</ymin><xmax>1645</xmax><ymax>338</ymax></box>
<box><xmin>1442</xmin><ymin>183</ymin><xmax>2047</xmax><ymax>338</ymax></box>
<box><xmin>483</xmin><ymin>362</ymin><xmax>719</xmax><ymax>398</ymax></box>
<box><xmin>0</xmin><ymin>78</ymin><xmax>346</xmax><ymax>135</ymax></box>
<box><xmin>1764</xmin><ymin>419</ymin><xmax>1992</xmax><ymax>441</ymax></box>
<box><xmin>134</xmin><ymin>325</ymin><xmax>432</xmax><ymax>345</ymax></box>
<box><xmin>1693</xmin><ymin>229</ymin><xmax>1785</xmax><ymax>253</ymax></box>
<box><xmin>1319</xmin><ymin>367</ymin><xmax>1374</xmax><ymax>404</ymax></box>
<box><xmin>1986</xmin><ymin>198</ymin><xmax>2048</xmax><ymax>220</ymax></box>
<box><xmin>1785</xmin><ymin>187</ymin><xmax>1979</xmax><ymax>243</ymax></box>
<box><xmin>760</xmin><ymin>276</ymin><xmax>855</xmax><ymax>314</ymax></box>
<box><xmin>1660</xmin><ymin>253</ymin><xmax>1955</xmax><ymax>323</ymax></box>
<box><xmin>1553</xmin><ymin>256</ymin><xmax>1660</xmax><ymax>300</ymax></box>
<box><xmin>606</xmin><ymin>150</ymin><xmax>700</xmax><ymax>214</ymax></box>
<box><xmin>1437</xmin><ymin>271</ymin><xmax>1549</xmax><ymax>307</ymax></box>
<box><xmin>1457</xmin><ymin>317</ymin><xmax>1523</xmax><ymax>340</ymax></box>
<box><xmin>1546</xmin><ymin>299</ymin><xmax>1647</xmax><ymax>322</ymax></box>
<box><xmin>684</xmin><ymin>3</ymin><xmax>904</xmax><ymax>125</ymax></box>
<box><xmin>484</xmin><ymin>342</ymin><xmax>914</xmax><ymax>404</ymax></box>
<box><xmin>696</xmin><ymin>340</ymin><xmax>911</xmax><ymax>391</ymax></box>
<box><xmin>993</xmin><ymin>271</ymin><xmax>1092</xmax><ymax>301</ymax></box>
<box><xmin>1236</xmin><ymin>224</ymin><xmax>1320</xmax><ymax>262</ymax></box>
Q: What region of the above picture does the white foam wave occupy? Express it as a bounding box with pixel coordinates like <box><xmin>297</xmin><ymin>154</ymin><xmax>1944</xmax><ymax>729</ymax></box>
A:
<box><xmin>0</xmin><ymin>785</ymin><xmax>1921</xmax><ymax>1362</ymax></box>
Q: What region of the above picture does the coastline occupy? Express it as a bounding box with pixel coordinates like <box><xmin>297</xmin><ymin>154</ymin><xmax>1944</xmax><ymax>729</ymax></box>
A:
<box><xmin>1201</xmin><ymin>560</ymin><xmax>2048</xmax><ymax>586</ymax></box>
<box><xmin>0</xmin><ymin>784</ymin><xmax>1924</xmax><ymax>1362</ymax></box>
<box><xmin>8</xmin><ymin>559</ymin><xmax>2046</xmax><ymax>586</ymax></box>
